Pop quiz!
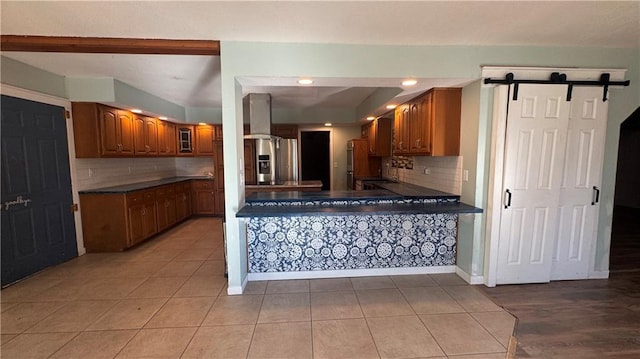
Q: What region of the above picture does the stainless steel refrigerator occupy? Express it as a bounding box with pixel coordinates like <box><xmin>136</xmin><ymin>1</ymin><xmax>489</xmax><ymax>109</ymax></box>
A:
<box><xmin>347</xmin><ymin>140</ymin><xmax>354</xmax><ymax>189</ymax></box>
<box><xmin>277</xmin><ymin>138</ymin><xmax>298</xmax><ymax>183</ymax></box>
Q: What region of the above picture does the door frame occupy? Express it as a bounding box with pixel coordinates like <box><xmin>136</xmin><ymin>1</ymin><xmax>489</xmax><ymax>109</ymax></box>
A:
<box><xmin>1</xmin><ymin>84</ymin><xmax>86</xmax><ymax>256</ymax></box>
<box><xmin>298</xmin><ymin>126</ymin><xmax>333</xmax><ymax>190</ymax></box>
<box><xmin>481</xmin><ymin>67</ymin><xmax>627</xmax><ymax>287</ymax></box>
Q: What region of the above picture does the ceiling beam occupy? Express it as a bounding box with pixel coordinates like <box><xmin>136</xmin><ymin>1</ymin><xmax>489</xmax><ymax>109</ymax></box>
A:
<box><xmin>0</xmin><ymin>35</ymin><xmax>220</xmax><ymax>55</ymax></box>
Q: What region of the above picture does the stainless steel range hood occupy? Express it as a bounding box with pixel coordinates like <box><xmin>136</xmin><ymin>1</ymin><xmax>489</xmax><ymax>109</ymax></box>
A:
<box><xmin>243</xmin><ymin>94</ymin><xmax>277</xmax><ymax>184</ymax></box>
<box><xmin>242</xmin><ymin>93</ymin><xmax>298</xmax><ymax>185</ymax></box>
<box><xmin>243</xmin><ymin>93</ymin><xmax>272</xmax><ymax>136</ymax></box>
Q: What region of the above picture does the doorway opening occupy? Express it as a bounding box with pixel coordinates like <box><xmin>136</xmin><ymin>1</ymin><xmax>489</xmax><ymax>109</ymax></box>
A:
<box><xmin>300</xmin><ymin>130</ymin><xmax>331</xmax><ymax>190</ymax></box>
<box><xmin>611</xmin><ymin>106</ymin><xmax>640</xmax><ymax>272</ymax></box>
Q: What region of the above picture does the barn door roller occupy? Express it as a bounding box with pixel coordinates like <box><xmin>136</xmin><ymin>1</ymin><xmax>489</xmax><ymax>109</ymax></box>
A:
<box><xmin>484</xmin><ymin>72</ymin><xmax>630</xmax><ymax>102</ymax></box>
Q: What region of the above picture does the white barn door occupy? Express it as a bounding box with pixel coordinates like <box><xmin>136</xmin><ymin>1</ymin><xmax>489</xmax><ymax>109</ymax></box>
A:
<box><xmin>497</xmin><ymin>84</ymin><xmax>570</xmax><ymax>284</ymax></box>
<box><xmin>552</xmin><ymin>87</ymin><xmax>607</xmax><ymax>280</ymax></box>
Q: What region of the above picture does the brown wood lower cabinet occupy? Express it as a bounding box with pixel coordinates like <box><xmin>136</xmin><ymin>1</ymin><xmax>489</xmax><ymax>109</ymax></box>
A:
<box><xmin>156</xmin><ymin>185</ymin><xmax>177</xmax><ymax>232</ymax></box>
<box><xmin>192</xmin><ymin>180</ymin><xmax>215</xmax><ymax>215</ymax></box>
<box><xmin>175</xmin><ymin>182</ymin><xmax>192</xmax><ymax>221</ymax></box>
<box><xmin>80</xmin><ymin>181</ymin><xmax>195</xmax><ymax>252</ymax></box>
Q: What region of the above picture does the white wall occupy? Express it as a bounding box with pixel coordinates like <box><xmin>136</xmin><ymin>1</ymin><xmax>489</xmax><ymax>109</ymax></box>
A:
<box><xmin>220</xmin><ymin>41</ymin><xmax>639</xmax><ymax>292</ymax></box>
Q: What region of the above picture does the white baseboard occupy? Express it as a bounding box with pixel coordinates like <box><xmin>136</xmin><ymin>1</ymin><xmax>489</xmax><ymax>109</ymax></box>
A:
<box><xmin>589</xmin><ymin>270</ymin><xmax>610</xmax><ymax>279</ymax></box>
<box><xmin>247</xmin><ymin>266</ymin><xmax>457</xmax><ymax>281</ymax></box>
<box><xmin>455</xmin><ymin>266</ymin><xmax>485</xmax><ymax>285</ymax></box>
<box><xmin>227</xmin><ymin>275</ymin><xmax>249</xmax><ymax>295</ymax></box>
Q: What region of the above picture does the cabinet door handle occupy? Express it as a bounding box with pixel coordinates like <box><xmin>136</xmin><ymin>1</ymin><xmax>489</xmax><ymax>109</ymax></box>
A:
<box><xmin>416</xmin><ymin>139</ymin><xmax>421</xmax><ymax>147</ymax></box>
<box><xmin>592</xmin><ymin>186</ymin><xmax>600</xmax><ymax>205</ymax></box>
<box><xmin>504</xmin><ymin>189</ymin><xmax>512</xmax><ymax>209</ymax></box>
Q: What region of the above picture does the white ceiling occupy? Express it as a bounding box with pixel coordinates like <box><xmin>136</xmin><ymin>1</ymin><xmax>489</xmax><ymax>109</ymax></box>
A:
<box><xmin>1</xmin><ymin>1</ymin><xmax>638</xmax><ymax>118</ymax></box>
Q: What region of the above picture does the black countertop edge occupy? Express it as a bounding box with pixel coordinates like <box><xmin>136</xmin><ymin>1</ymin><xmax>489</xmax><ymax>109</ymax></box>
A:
<box><xmin>236</xmin><ymin>202</ymin><xmax>482</xmax><ymax>218</ymax></box>
<box><xmin>372</xmin><ymin>182</ymin><xmax>459</xmax><ymax>199</ymax></box>
<box><xmin>78</xmin><ymin>176</ymin><xmax>213</xmax><ymax>194</ymax></box>
<box><xmin>245</xmin><ymin>189</ymin><xmax>403</xmax><ymax>202</ymax></box>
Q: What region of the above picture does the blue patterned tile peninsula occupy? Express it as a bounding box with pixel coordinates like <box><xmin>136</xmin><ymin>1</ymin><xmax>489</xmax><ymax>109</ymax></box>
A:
<box><xmin>238</xmin><ymin>185</ymin><xmax>481</xmax><ymax>280</ymax></box>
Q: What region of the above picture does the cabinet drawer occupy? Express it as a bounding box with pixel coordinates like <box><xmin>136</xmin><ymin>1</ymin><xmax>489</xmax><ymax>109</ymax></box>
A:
<box><xmin>143</xmin><ymin>190</ymin><xmax>155</xmax><ymax>202</ymax></box>
<box><xmin>126</xmin><ymin>192</ymin><xmax>144</xmax><ymax>204</ymax></box>
<box><xmin>155</xmin><ymin>187</ymin><xmax>167</xmax><ymax>197</ymax></box>
<box><xmin>192</xmin><ymin>180</ymin><xmax>214</xmax><ymax>190</ymax></box>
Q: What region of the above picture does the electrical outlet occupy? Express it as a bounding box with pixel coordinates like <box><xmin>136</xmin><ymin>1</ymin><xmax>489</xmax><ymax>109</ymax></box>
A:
<box><xmin>334</xmin><ymin>161</ymin><xmax>339</xmax><ymax>168</ymax></box>
<box><xmin>423</xmin><ymin>168</ymin><xmax>431</xmax><ymax>175</ymax></box>
<box><xmin>88</xmin><ymin>168</ymin><xmax>95</xmax><ymax>178</ymax></box>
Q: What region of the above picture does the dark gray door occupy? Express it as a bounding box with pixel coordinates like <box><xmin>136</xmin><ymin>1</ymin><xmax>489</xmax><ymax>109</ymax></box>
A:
<box><xmin>1</xmin><ymin>95</ymin><xmax>77</xmax><ymax>286</ymax></box>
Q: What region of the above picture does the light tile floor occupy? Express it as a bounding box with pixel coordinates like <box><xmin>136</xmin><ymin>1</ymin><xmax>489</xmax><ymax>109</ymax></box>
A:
<box><xmin>1</xmin><ymin>217</ymin><xmax>515</xmax><ymax>359</ymax></box>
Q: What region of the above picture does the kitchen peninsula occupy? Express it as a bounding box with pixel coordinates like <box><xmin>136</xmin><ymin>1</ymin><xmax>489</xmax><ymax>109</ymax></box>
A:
<box><xmin>236</xmin><ymin>182</ymin><xmax>481</xmax><ymax>280</ymax></box>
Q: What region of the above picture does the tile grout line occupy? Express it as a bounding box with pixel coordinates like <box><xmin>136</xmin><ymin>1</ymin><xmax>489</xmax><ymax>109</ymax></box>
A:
<box><xmin>245</xmin><ymin>282</ymin><xmax>268</xmax><ymax>358</ymax></box>
<box><xmin>396</xmin><ymin>277</ymin><xmax>449</xmax><ymax>357</ymax></box>
<box><xmin>350</xmin><ymin>277</ymin><xmax>383</xmax><ymax>359</ymax></box>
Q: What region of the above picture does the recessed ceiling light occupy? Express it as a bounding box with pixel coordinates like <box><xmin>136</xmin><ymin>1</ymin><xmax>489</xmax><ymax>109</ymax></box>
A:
<box><xmin>324</xmin><ymin>122</ymin><xmax>332</xmax><ymax>127</ymax></box>
<box><xmin>297</xmin><ymin>78</ymin><xmax>314</xmax><ymax>85</ymax></box>
<box><xmin>131</xmin><ymin>109</ymin><xmax>143</xmax><ymax>114</ymax></box>
<box><xmin>198</xmin><ymin>122</ymin><xmax>207</xmax><ymax>126</ymax></box>
<box><xmin>402</xmin><ymin>79</ymin><xmax>418</xmax><ymax>86</ymax></box>
<box><xmin>386</xmin><ymin>104</ymin><xmax>397</xmax><ymax>109</ymax></box>
<box><xmin>158</xmin><ymin>116</ymin><xmax>168</xmax><ymax>120</ymax></box>
<box><xmin>366</xmin><ymin>116</ymin><xmax>375</xmax><ymax>121</ymax></box>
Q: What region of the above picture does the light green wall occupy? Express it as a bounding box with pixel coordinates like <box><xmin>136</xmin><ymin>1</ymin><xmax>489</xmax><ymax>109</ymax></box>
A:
<box><xmin>113</xmin><ymin>80</ymin><xmax>185</xmax><ymax>121</ymax></box>
<box><xmin>185</xmin><ymin>106</ymin><xmax>222</xmax><ymax>124</ymax></box>
<box><xmin>220</xmin><ymin>41</ymin><xmax>639</xmax><ymax>289</ymax></box>
<box><xmin>1</xmin><ymin>56</ymin><xmax>67</xmax><ymax>98</ymax></box>
<box><xmin>272</xmin><ymin>107</ymin><xmax>355</xmax><ymax>124</ymax></box>
<box><xmin>356</xmin><ymin>87</ymin><xmax>403</xmax><ymax>120</ymax></box>
<box><xmin>66</xmin><ymin>77</ymin><xmax>116</xmax><ymax>102</ymax></box>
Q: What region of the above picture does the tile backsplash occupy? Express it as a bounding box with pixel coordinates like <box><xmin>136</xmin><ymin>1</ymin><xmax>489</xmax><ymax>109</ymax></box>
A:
<box><xmin>383</xmin><ymin>156</ymin><xmax>462</xmax><ymax>195</ymax></box>
<box><xmin>175</xmin><ymin>157</ymin><xmax>215</xmax><ymax>177</ymax></box>
<box><xmin>74</xmin><ymin>157</ymin><xmax>213</xmax><ymax>191</ymax></box>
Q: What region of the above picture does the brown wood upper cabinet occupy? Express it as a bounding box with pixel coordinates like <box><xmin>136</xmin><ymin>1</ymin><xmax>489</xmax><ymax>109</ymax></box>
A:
<box><xmin>194</xmin><ymin>124</ymin><xmax>215</xmax><ymax>156</ymax></box>
<box><xmin>72</xmin><ymin>103</ymin><xmax>135</xmax><ymax>157</ymax></box>
<box><xmin>72</xmin><ymin>102</ymin><xmax>181</xmax><ymax>158</ymax></box>
<box><xmin>133</xmin><ymin>115</ymin><xmax>158</xmax><ymax>156</ymax></box>
<box><xmin>271</xmin><ymin>124</ymin><xmax>298</xmax><ymax>139</ymax></box>
<box><xmin>393</xmin><ymin>104</ymin><xmax>410</xmax><ymax>154</ymax></box>
<box><xmin>157</xmin><ymin>120</ymin><xmax>176</xmax><ymax>156</ymax></box>
<box><xmin>393</xmin><ymin>88</ymin><xmax>461</xmax><ymax>156</ymax></box>
<box><xmin>362</xmin><ymin>118</ymin><xmax>391</xmax><ymax>157</ymax></box>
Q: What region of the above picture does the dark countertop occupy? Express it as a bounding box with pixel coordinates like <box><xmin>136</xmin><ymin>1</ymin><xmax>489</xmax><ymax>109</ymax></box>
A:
<box><xmin>373</xmin><ymin>182</ymin><xmax>459</xmax><ymax>199</ymax></box>
<box><xmin>246</xmin><ymin>189</ymin><xmax>402</xmax><ymax>202</ymax></box>
<box><xmin>237</xmin><ymin>201</ymin><xmax>482</xmax><ymax>217</ymax></box>
<box><xmin>245</xmin><ymin>180</ymin><xmax>323</xmax><ymax>190</ymax></box>
<box><xmin>238</xmin><ymin>182</ymin><xmax>481</xmax><ymax>217</ymax></box>
<box><xmin>245</xmin><ymin>182</ymin><xmax>458</xmax><ymax>203</ymax></box>
<box><xmin>353</xmin><ymin>176</ymin><xmax>388</xmax><ymax>181</ymax></box>
<box><xmin>79</xmin><ymin>176</ymin><xmax>213</xmax><ymax>194</ymax></box>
